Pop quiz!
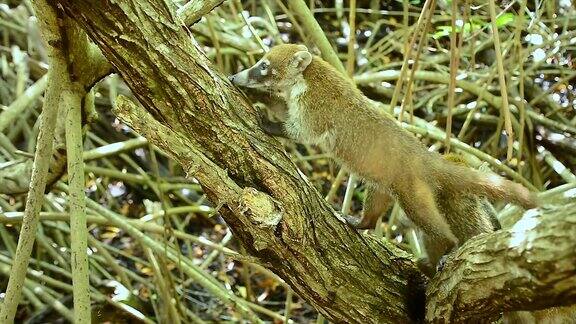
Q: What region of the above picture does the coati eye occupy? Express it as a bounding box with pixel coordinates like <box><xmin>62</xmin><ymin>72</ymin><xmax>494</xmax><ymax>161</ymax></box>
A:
<box><xmin>260</xmin><ymin>62</ymin><xmax>268</xmax><ymax>70</ymax></box>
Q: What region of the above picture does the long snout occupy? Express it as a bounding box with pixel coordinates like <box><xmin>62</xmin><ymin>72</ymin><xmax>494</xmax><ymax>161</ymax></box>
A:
<box><xmin>228</xmin><ymin>69</ymin><xmax>250</xmax><ymax>86</ymax></box>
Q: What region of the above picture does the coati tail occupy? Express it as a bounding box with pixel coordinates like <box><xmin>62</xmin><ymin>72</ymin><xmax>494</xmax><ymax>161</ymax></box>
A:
<box><xmin>434</xmin><ymin>163</ymin><xmax>538</xmax><ymax>209</ymax></box>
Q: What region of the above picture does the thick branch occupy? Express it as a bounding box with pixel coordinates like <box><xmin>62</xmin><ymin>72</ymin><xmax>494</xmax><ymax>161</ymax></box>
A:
<box><xmin>426</xmin><ymin>202</ymin><xmax>576</xmax><ymax>323</ymax></box>
<box><xmin>56</xmin><ymin>0</ymin><xmax>426</xmax><ymax>322</ymax></box>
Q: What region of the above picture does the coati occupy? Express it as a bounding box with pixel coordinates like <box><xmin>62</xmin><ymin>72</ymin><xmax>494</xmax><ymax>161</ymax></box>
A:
<box><xmin>229</xmin><ymin>43</ymin><xmax>537</xmax><ymax>259</ymax></box>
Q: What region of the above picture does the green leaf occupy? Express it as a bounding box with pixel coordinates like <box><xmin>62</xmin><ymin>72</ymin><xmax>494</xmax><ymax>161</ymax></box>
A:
<box><xmin>432</xmin><ymin>26</ymin><xmax>452</xmax><ymax>39</ymax></box>
<box><xmin>496</xmin><ymin>13</ymin><xmax>515</xmax><ymax>27</ymax></box>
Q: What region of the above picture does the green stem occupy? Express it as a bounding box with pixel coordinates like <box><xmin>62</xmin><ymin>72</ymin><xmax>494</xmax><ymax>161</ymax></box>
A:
<box><xmin>0</xmin><ymin>74</ymin><xmax>48</xmax><ymax>133</ymax></box>
<box><xmin>488</xmin><ymin>0</ymin><xmax>514</xmax><ymax>160</ymax></box>
<box><xmin>82</xmin><ymin>137</ymin><xmax>148</xmax><ymax>161</ymax></box>
<box><xmin>63</xmin><ymin>89</ymin><xmax>92</xmax><ymax>323</ymax></box>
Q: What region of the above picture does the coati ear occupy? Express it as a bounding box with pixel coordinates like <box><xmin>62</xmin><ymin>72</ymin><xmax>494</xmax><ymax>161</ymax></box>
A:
<box><xmin>292</xmin><ymin>50</ymin><xmax>312</xmax><ymax>72</ymax></box>
<box><xmin>297</xmin><ymin>44</ymin><xmax>308</xmax><ymax>51</ymax></box>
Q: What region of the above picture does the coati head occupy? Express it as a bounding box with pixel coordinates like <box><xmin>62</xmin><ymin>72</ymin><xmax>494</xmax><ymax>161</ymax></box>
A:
<box><xmin>228</xmin><ymin>44</ymin><xmax>312</xmax><ymax>94</ymax></box>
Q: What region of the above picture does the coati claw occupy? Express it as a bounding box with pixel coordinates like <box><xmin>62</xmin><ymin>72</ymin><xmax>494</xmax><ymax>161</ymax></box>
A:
<box><xmin>436</xmin><ymin>254</ymin><xmax>449</xmax><ymax>272</ymax></box>
<box><xmin>342</xmin><ymin>214</ymin><xmax>377</xmax><ymax>229</ymax></box>
<box><xmin>436</xmin><ymin>247</ymin><xmax>458</xmax><ymax>273</ymax></box>
<box><xmin>343</xmin><ymin>214</ymin><xmax>362</xmax><ymax>227</ymax></box>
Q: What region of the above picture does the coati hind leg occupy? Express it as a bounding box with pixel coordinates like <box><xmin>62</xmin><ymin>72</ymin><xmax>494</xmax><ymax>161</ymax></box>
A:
<box><xmin>417</xmin><ymin>233</ymin><xmax>443</xmax><ymax>278</ymax></box>
<box><xmin>395</xmin><ymin>178</ymin><xmax>458</xmax><ymax>253</ymax></box>
<box><xmin>345</xmin><ymin>182</ymin><xmax>394</xmax><ymax>229</ymax></box>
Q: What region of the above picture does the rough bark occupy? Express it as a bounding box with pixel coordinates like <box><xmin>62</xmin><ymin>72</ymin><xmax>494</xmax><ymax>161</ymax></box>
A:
<box><xmin>426</xmin><ymin>202</ymin><xmax>576</xmax><ymax>323</ymax></box>
<box><xmin>54</xmin><ymin>0</ymin><xmax>426</xmax><ymax>323</ymax></box>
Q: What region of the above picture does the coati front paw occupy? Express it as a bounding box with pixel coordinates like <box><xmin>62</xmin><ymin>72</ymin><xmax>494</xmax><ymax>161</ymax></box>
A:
<box><xmin>343</xmin><ymin>214</ymin><xmax>362</xmax><ymax>227</ymax></box>
<box><xmin>257</xmin><ymin>109</ymin><xmax>287</xmax><ymax>137</ymax></box>
<box><xmin>343</xmin><ymin>214</ymin><xmax>376</xmax><ymax>230</ymax></box>
<box><xmin>436</xmin><ymin>254</ymin><xmax>449</xmax><ymax>272</ymax></box>
<box><xmin>416</xmin><ymin>257</ymin><xmax>437</xmax><ymax>278</ymax></box>
<box><xmin>436</xmin><ymin>247</ymin><xmax>458</xmax><ymax>272</ymax></box>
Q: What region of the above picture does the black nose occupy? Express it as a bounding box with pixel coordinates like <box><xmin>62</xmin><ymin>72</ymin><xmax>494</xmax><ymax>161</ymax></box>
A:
<box><xmin>228</xmin><ymin>75</ymin><xmax>235</xmax><ymax>82</ymax></box>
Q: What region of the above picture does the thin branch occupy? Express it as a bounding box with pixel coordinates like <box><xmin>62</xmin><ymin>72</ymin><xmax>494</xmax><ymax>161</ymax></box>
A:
<box><xmin>388</xmin><ymin>0</ymin><xmax>435</xmax><ymax>114</ymax></box>
<box><xmin>488</xmin><ymin>0</ymin><xmax>514</xmax><ymax>160</ymax></box>
<box><xmin>0</xmin><ymin>74</ymin><xmax>47</xmax><ymax>133</ymax></box>
<box><xmin>288</xmin><ymin>0</ymin><xmax>347</xmax><ymax>74</ymax></box>
<box><xmin>63</xmin><ymin>87</ymin><xmax>91</xmax><ymax>323</ymax></box>
<box><xmin>178</xmin><ymin>0</ymin><xmax>225</xmax><ymax>26</ymax></box>
<box><xmin>445</xmin><ymin>0</ymin><xmax>460</xmax><ymax>151</ymax></box>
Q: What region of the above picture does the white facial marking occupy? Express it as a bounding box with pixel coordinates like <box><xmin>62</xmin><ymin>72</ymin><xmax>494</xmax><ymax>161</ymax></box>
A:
<box><xmin>232</xmin><ymin>69</ymin><xmax>249</xmax><ymax>85</ymax></box>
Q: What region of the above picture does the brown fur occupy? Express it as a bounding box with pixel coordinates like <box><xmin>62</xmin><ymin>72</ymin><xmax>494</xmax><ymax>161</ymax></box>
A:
<box><xmin>230</xmin><ymin>44</ymin><xmax>537</xmax><ymax>256</ymax></box>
